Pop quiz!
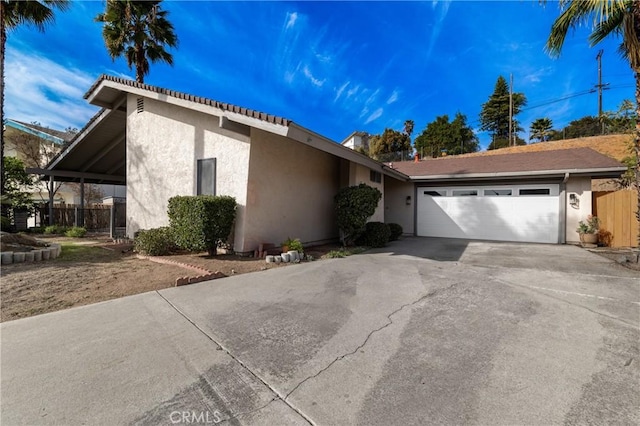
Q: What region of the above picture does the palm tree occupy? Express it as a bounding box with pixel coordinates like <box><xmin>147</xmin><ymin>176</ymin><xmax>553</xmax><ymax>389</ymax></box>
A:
<box><xmin>95</xmin><ymin>0</ymin><xmax>178</xmax><ymax>84</ymax></box>
<box><xmin>529</xmin><ymin>118</ymin><xmax>554</xmax><ymax>142</ymax></box>
<box><xmin>1</xmin><ymin>0</ymin><xmax>69</xmax><ymax>199</ymax></box>
<box><xmin>546</xmin><ymin>0</ymin><xmax>640</xmax><ymax>242</ymax></box>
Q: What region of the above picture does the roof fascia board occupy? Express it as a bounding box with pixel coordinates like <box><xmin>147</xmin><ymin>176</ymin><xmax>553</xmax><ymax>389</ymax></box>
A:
<box><xmin>47</xmin><ymin>108</ymin><xmax>114</xmax><ymax>170</ymax></box>
<box><xmin>89</xmin><ymin>80</ymin><xmax>289</xmax><ymax>137</ymax></box>
<box><xmin>26</xmin><ymin>168</ymin><xmax>125</xmax><ymax>183</ymax></box>
<box><xmin>286</xmin><ymin>123</ymin><xmax>409</xmax><ymax>181</ymax></box>
<box><xmin>407</xmin><ymin>166</ymin><xmax>627</xmax><ymax>181</ymax></box>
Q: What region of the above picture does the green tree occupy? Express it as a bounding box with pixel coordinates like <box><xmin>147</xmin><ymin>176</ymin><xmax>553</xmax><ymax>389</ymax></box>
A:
<box><xmin>414</xmin><ymin>112</ymin><xmax>479</xmax><ymax>157</ymax></box>
<box><xmin>0</xmin><ymin>0</ymin><xmax>69</xmax><ymax>202</ymax></box>
<box><xmin>562</xmin><ymin>116</ymin><xmax>603</xmax><ymax>139</ymax></box>
<box><xmin>1</xmin><ymin>156</ymin><xmax>34</xmax><ymax>211</ymax></box>
<box><xmin>529</xmin><ymin>118</ymin><xmax>554</xmax><ymax>142</ymax></box>
<box><xmin>545</xmin><ymin>0</ymin><xmax>640</xmax><ymax>240</ymax></box>
<box><xmin>479</xmin><ymin>76</ymin><xmax>527</xmax><ymax>149</ymax></box>
<box><xmin>605</xmin><ymin>99</ymin><xmax>637</xmax><ymax>133</ymax></box>
<box><xmin>96</xmin><ymin>0</ymin><xmax>178</xmax><ymax>83</ymax></box>
<box><xmin>369</xmin><ymin>127</ymin><xmax>412</xmax><ymax>162</ymax></box>
<box><xmin>487</xmin><ymin>135</ymin><xmax>526</xmax><ymax>150</ymax></box>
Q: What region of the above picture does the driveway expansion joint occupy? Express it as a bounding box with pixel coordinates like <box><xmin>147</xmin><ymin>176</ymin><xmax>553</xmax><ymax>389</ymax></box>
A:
<box><xmin>154</xmin><ymin>291</ymin><xmax>314</xmax><ymax>425</ymax></box>
<box><xmin>284</xmin><ymin>283</ymin><xmax>458</xmax><ymax>401</ymax></box>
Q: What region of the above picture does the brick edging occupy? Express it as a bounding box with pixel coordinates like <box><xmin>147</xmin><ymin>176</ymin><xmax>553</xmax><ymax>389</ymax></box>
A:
<box><xmin>136</xmin><ymin>254</ymin><xmax>225</xmax><ymax>286</ymax></box>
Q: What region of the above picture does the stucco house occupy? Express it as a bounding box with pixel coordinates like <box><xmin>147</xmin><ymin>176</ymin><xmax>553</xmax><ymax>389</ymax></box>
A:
<box><xmin>44</xmin><ymin>75</ymin><xmax>626</xmax><ymax>252</ymax></box>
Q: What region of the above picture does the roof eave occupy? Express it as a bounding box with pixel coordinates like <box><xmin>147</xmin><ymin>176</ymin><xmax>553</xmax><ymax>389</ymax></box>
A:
<box><xmin>408</xmin><ymin>167</ymin><xmax>628</xmax><ymax>181</ymax></box>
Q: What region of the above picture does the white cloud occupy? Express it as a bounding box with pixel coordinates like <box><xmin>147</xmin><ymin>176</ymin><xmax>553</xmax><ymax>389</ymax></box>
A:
<box><xmin>387</xmin><ymin>90</ymin><xmax>399</xmax><ymax>104</ymax></box>
<box><xmin>346</xmin><ymin>84</ymin><xmax>360</xmax><ymax>99</ymax></box>
<box><xmin>335</xmin><ymin>81</ymin><xmax>350</xmax><ymax>102</ymax></box>
<box><xmin>285</xmin><ymin>12</ymin><xmax>298</xmax><ymax>30</ymax></box>
<box><xmin>365</xmin><ymin>108</ymin><xmax>383</xmax><ymax>124</ymax></box>
<box><xmin>302</xmin><ymin>65</ymin><xmax>325</xmax><ymax>87</ymax></box>
<box><xmin>426</xmin><ymin>0</ymin><xmax>452</xmax><ymax>61</ymax></box>
<box><xmin>5</xmin><ymin>48</ymin><xmax>98</xmax><ymax>130</ymax></box>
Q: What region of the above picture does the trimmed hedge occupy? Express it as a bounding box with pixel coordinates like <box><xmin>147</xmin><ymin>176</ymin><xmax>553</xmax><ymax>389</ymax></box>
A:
<box><xmin>44</xmin><ymin>225</ymin><xmax>68</xmax><ymax>235</ymax></box>
<box><xmin>387</xmin><ymin>223</ymin><xmax>403</xmax><ymax>241</ymax></box>
<box><xmin>356</xmin><ymin>221</ymin><xmax>391</xmax><ymax>248</ymax></box>
<box><xmin>134</xmin><ymin>227</ymin><xmax>176</xmax><ymax>256</ymax></box>
<box><xmin>168</xmin><ymin>195</ymin><xmax>237</xmax><ymax>255</ymax></box>
<box><xmin>335</xmin><ymin>184</ymin><xmax>382</xmax><ymax>246</ymax></box>
<box><xmin>65</xmin><ymin>226</ymin><xmax>87</xmax><ymax>238</ymax></box>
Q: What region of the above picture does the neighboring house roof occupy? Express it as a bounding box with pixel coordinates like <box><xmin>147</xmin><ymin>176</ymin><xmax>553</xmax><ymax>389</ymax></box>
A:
<box><xmin>340</xmin><ymin>130</ymin><xmax>369</xmax><ymax>145</ymax></box>
<box><xmin>4</xmin><ymin>119</ymin><xmax>73</xmax><ymax>144</ymax></box>
<box><xmin>84</xmin><ymin>75</ymin><xmax>291</xmax><ymax>126</ymax></box>
<box><xmin>391</xmin><ymin>148</ymin><xmax>626</xmax><ymax>180</ymax></box>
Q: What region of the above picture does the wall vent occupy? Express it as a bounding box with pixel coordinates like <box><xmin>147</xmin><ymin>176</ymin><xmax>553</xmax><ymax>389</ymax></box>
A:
<box><xmin>136</xmin><ymin>97</ymin><xmax>144</xmax><ymax>113</ymax></box>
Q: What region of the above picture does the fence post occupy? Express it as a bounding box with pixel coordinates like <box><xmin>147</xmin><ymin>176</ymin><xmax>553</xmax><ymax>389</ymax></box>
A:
<box><xmin>110</xmin><ymin>204</ymin><xmax>116</xmax><ymax>239</ymax></box>
<box><xmin>48</xmin><ymin>176</ymin><xmax>54</xmax><ymax>226</ymax></box>
<box><xmin>74</xmin><ymin>207</ymin><xmax>79</xmax><ymax>227</ymax></box>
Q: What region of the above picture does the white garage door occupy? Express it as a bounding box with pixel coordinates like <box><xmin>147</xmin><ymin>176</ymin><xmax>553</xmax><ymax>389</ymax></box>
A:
<box><xmin>417</xmin><ymin>184</ymin><xmax>560</xmax><ymax>244</ymax></box>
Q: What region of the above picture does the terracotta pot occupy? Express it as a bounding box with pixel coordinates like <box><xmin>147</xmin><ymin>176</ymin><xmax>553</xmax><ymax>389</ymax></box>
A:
<box><xmin>580</xmin><ymin>233</ymin><xmax>598</xmax><ymax>244</ymax></box>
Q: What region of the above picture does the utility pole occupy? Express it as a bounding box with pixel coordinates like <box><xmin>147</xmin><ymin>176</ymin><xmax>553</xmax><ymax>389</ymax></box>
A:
<box><xmin>595</xmin><ymin>50</ymin><xmax>609</xmax><ymax>134</ymax></box>
<box><xmin>509</xmin><ymin>73</ymin><xmax>513</xmax><ymax>146</ymax></box>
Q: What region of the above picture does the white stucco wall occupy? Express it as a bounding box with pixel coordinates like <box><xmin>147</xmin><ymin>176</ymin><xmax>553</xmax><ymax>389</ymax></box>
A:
<box><xmin>126</xmin><ymin>95</ymin><xmax>251</xmax><ymax>249</ymax></box>
<box><xmin>384</xmin><ymin>178</ymin><xmax>415</xmax><ymax>234</ymax></box>
<box><xmin>242</xmin><ymin>128</ymin><xmax>340</xmax><ymax>251</ymax></box>
<box><xmin>348</xmin><ymin>163</ymin><xmax>384</xmax><ymax>222</ymax></box>
<box><xmin>565</xmin><ymin>176</ymin><xmax>593</xmax><ymax>243</ymax></box>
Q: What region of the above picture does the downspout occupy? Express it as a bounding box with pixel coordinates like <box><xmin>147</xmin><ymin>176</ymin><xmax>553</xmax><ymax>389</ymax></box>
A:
<box><xmin>559</xmin><ymin>172</ymin><xmax>569</xmax><ymax>244</ymax></box>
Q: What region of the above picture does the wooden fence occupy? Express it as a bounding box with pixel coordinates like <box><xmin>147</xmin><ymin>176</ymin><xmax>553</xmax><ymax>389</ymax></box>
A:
<box><xmin>35</xmin><ymin>203</ymin><xmax>126</xmax><ymax>231</ymax></box>
<box><xmin>593</xmin><ymin>190</ymin><xmax>639</xmax><ymax>248</ymax></box>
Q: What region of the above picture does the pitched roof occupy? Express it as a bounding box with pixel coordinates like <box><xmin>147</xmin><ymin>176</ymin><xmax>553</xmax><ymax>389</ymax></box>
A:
<box><xmin>85</xmin><ymin>75</ymin><xmax>291</xmax><ymax>126</ymax></box>
<box><xmin>8</xmin><ymin>120</ymin><xmax>75</xmax><ymax>143</ymax></box>
<box><xmin>392</xmin><ymin>148</ymin><xmax>625</xmax><ymax>178</ymax></box>
<box><xmin>444</xmin><ymin>134</ymin><xmax>632</xmax><ymax>162</ymax></box>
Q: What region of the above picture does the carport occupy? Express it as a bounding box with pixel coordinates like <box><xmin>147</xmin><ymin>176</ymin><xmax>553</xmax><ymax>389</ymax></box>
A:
<box><xmin>27</xmin><ymin>99</ymin><xmax>127</xmax><ymax>234</ymax></box>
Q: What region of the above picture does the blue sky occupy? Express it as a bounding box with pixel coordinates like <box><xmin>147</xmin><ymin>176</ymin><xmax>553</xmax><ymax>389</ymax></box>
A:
<box><xmin>5</xmin><ymin>1</ymin><xmax>635</xmax><ymax>150</ymax></box>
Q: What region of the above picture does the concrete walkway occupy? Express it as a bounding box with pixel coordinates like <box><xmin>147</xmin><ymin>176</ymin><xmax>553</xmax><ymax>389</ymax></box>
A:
<box><xmin>2</xmin><ymin>238</ymin><xmax>638</xmax><ymax>425</ymax></box>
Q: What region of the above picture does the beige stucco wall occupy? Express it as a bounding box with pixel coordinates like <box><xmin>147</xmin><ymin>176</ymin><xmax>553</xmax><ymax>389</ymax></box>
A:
<box><xmin>565</xmin><ymin>176</ymin><xmax>593</xmax><ymax>243</ymax></box>
<box><xmin>126</xmin><ymin>95</ymin><xmax>251</xmax><ymax>249</ymax></box>
<box><xmin>242</xmin><ymin>128</ymin><xmax>340</xmax><ymax>251</ymax></box>
<box><xmin>384</xmin><ymin>178</ymin><xmax>415</xmax><ymax>234</ymax></box>
<box><xmin>347</xmin><ymin>163</ymin><xmax>385</xmax><ymax>222</ymax></box>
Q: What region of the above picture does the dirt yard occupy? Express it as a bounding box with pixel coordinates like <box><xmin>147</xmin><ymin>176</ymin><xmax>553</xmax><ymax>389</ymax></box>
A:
<box><xmin>1</xmin><ymin>235</ymin><xmax>339</xmax><ymax>323</ymax></box>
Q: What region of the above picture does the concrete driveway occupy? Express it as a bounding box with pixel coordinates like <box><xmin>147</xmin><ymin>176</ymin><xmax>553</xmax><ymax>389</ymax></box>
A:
<box><xmin>2</xmin><ymin>237</ymin><xmax>638</xmax><ymax>425</ymax></box>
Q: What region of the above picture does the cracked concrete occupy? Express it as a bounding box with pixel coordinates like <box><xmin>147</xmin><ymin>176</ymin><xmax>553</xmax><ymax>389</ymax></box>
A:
<box><xmin>2</xmin><ymin>237</ymin><xmax>638</xmax><ymax>425</ymax></box>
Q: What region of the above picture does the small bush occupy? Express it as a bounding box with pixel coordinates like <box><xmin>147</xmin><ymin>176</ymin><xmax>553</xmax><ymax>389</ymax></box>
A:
<box><xmin>356</xmin><ymin>221</ymin><xmax>391</xmax><ymax>248</ymax></box>
<box><xmin>27</xmin><ymin>226</ymin><xmax>45</xmax><ymax>234</ymax></box>
<box><xmin>0</xmin><ymin>216</ymin><xmax>11</xmax><ymax>231</ymax></box>
<box><xmin>44</xmin><ymin>225</ymin><xmax>68</xmax><ymax>235</ymax></box>
<box><xmin>134</xmin><ymin>227</ymin><xmax>176</xmax><ymax>256</ymax></box>
<box><xmin>387</xmin><ymin>223</ymin><xmax>403</xmax><ymax>241</ymax></box>
<box><xmin>65</xmin><ymin>226</ymin><xmax>87</xmax><ymax>238</ymax></box>
<box><xmin>168</xmin><ymin>195</ymin><xmax>237</xmax><ymax>255</ymax></box>
<box><xmin>325</xmin><ymin>250</ymin><xmax>346</xmax><ymax>258</ymax></box>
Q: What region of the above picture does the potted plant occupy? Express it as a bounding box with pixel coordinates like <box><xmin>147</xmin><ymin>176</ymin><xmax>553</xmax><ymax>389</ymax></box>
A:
<box><xmin>281</xmin><ymin>237</ymin><xmax>303</xmax><ymax>254</ymax></box>
<box><xmin>576</xmin><ymin>215</ymin><xmax>600</xmax><ymax>244</ymax></box>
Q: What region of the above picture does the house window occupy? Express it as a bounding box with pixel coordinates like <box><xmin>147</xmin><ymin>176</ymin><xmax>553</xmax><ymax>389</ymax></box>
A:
<box><xmin>452</xmin><ymin>189</ymin><xmax>477</xmax><ymax>196</ymax></box>
<box><xmin>519</xmin><ymin>188</ymin><xmax>550</xmax><ymax>196</ymax></box>
<box><xmin>484</xmin><ymin>189</ymin><xmax>512</xmax><ymax>196</ymax></box>
<box><xmin>423</xmin><ymin>190</ymin><xmax>446</xmax><ymax>196</ymax></box>
<box><xmin>370</xmin><ymin>170</ymin><xmax>382</xmax><ymax>184</ymax></box>
<box><xmin>197</xmin><ymin>158</ymin><xmax>216</xmax><ymax>195</ymax></box>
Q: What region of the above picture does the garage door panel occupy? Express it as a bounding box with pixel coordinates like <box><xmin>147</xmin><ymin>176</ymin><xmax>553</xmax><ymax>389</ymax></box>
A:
<box><xmin>417</xmin><ymin>185</ymin><xmax>560</xmax><ymax>244</ymax></box>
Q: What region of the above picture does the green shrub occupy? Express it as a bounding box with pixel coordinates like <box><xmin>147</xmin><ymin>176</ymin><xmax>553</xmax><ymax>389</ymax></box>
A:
<box><xmin>0</xmin><ymin>216</ymin><xmax>11</xmax><ymax>231</ymax></box>
<box><xmin>356</xmin><ymin>221</ymin><xmax>391</xmax><ymax>248</ymax></box>
<box><xmin>335</xmin><ymin>184</ymin><xmax>382</xmax><ymax>246</ymax></box>
<box><xmin>282</xmin><ymin>237</ymin><xmax>304</xmax><ymax>253</ymax></box>
<box><xmin>168</xmin><ymin>195</ymin><xmax>237</xmax><ymax>255</ymax></box>
<box><xmin>27</xmin><ymin>226</ymin><xmax>45</xmax><ymax>234</ymax></box>
<box><xmin>134</xmin><ymin>227</ymin><xmax>176</xmax><ymax>256</ymax></box>
<box><xmin>65</xmin><ymin>226</ymin><xmax>87</xmax><ymax>238</ymax></box>
<box><xmin>44</xmin><ymin>225</ymin><xmax>67</xmax><ymax>235</ymax></box>
<box><xmin>325</xmin><ymin>250</ymin><xmax>346</xmax><ymax>258</ymax></box>
<box><xmin>387</xmin><ymin>223</ymin><xmax>403</xmax><ymax>241</ymax></box>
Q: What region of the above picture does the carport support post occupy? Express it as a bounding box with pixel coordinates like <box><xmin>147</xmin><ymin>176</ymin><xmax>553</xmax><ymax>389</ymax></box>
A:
<box><xmin>79</xmin><ymin>178</ymin><xmax>85</xmax><ymax>227</ymax></box>
<box><xmin>48</xmin><ymin>176</ymin><xmax>54</xmax><ymax>226</ymax></box>
<box><xmin>110</xmin><ymin>204</ymin><xmax>116</xmax><ymax>239</ymax></box>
